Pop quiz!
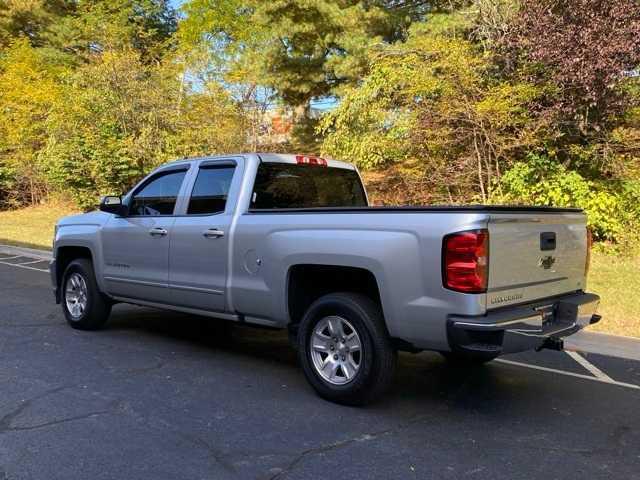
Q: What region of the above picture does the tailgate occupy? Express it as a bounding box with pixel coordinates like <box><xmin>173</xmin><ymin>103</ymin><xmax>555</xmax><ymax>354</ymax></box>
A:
<box><xmin>487</xmin><ymin>212</ymin><xmax>588</xmax><ymax>309</ymax></box>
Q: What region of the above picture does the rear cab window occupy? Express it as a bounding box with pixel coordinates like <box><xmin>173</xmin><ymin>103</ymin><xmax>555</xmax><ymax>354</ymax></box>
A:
<box><xmin>250</xmin><ymin>162</ymin><xmax>367</xmax><ymax>209</ymax></box>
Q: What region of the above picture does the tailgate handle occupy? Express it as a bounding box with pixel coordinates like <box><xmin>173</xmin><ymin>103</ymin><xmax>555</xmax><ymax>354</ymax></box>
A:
<box><xmin>540</xmin><ymin>232</ymin><xmax>556</xmax><ymax>251</ymax></box>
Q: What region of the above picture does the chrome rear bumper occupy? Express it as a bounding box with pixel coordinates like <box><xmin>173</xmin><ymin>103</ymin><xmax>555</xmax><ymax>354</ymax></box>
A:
<box><xmin>447</xmin><ymin>292</ymin><xmax>600</xmax><ymax>355</ymax></box>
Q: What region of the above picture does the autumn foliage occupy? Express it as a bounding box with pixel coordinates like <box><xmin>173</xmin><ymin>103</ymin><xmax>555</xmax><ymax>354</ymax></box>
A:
<box><xmin>505</xmin><ymin>0</ymin><xmax>640</xmax><ymax>135</ymax></box>
<box><xmin>0</xmin><ymin>0</ymin><xmax>639</xmax><ymax>244</ymax></box>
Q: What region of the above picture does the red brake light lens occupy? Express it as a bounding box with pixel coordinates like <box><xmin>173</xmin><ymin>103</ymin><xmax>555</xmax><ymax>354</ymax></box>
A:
<box><xmin>443</xmin><ymin>229</ymin><xmax>489</xmax><ymax>293</ymax></box>
<box><xmin>295</xmin><ymin>155</ymin><xmax>328</xmax><ymax>166</ymax></box>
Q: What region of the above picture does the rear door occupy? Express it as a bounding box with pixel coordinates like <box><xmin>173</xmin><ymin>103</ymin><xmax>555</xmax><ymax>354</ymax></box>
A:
<box><xmin>102</xmin><ymin>167</ymin><xmax>189</xmax><ymax>303</ymax></box>
<box><xmin>168</xmin><ymin>160</ymin><xmax>241</xmax><ymax>312</ymax></box>
<box><xmin>487</xmin><ymin>211</ymin><xmax>588</xmax><ymax>309</ymax></box>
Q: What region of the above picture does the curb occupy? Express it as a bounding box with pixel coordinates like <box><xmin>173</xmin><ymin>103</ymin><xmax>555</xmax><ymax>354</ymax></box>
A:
<box><xmin>565</xmin><ymin>330</ymin><xmax>640</xmax><ymax>362</ymax></box>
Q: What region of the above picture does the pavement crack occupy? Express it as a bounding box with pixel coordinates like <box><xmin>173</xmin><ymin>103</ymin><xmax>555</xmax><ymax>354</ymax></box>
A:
<box><xmin>0</xmin><ymin>385</ymin><xmax>120</xmax><ymax>435</ymax></box>
<box><xmin>0</xmin><ymin>385</ymin><xmax>71</xmax><ymax>434</ymax></box>
<box><xmin>269</xmin><ymin>414</ymin><xmax>431</xmax><ymax>480</ymax></box>
<box><xmin>269</xmin><ymin>432</ymin><xmax>389</xmax><ymax>480</ymax></box>
<box><xmin>112</xmin><ymin>401</ymin><xmax>237</xmax><ymax>473</ymax></box>
<box><xmin>176</xmin><ymin>432</ymin><xmax>237</xmax><ymax>473</ymax></box>
<box><xmin>6</xmin><ymin>410</ymin><xmax>112</xmax><ymax>432</ymax></box>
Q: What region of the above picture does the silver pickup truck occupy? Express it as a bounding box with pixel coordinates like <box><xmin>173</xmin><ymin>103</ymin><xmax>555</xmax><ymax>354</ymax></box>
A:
<box><xmin>51</xmin><ymin>153</ymin><xmax>601</xmax><ymax>404</ymax></box>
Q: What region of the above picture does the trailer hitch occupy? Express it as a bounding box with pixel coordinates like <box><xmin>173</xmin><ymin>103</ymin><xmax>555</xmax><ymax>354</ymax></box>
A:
<box><xmin>536</xmin><ymin>337</ymin><xmax>564</xmax><ymax>352</ymax></box>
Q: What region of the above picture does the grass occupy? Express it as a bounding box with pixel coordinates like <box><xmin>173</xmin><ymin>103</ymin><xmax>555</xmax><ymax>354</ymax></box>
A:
<box><xmin>0</xmin><ymin>202</ymin><xmax>78</xmax><ymax>250</ymax></box>
<box><xmin>0</xmin><ymin>203</ymin><xmax>638</xmax><ymax>338</ymax></box>
<box><xmin>587</xmin><ymin>252</ymin><xmax>640</xmax><ymax>339</ymax></box>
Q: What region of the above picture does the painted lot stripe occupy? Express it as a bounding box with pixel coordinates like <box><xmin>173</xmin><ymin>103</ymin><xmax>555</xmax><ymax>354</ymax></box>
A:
<box><xmin>565</xmin><ymin>350</ymin><xmax>615</xmax><ymax>382</ymax></box>
<box><xmin>0</xmin><ymin>255</ymin><xmax>24</xmax><ymax>261</ymax></box>
<box><xmin>495</xmin><ymin>358</ymin><xmax>640</xmax><ymax>391</ymax></box>
<box><xmin>0</xmin><ymin>259</ymin><xmax>49</xmax><ymax>273</ymax></box>
<box><xmin>0</xmin><ymin>256</ymin><xmax>41</xmax><ymax>265</ymax></box>
<box><xmin>17</xmin><ymin>258</ymin><xmax>51</xmax><ymax>266</ymax></box>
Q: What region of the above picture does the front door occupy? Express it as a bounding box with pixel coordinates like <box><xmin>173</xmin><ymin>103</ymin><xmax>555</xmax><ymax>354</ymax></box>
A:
<box><xmin>168</xmin><ymin>162</ymin><xmax>237</xmax><ymax>312</ymax></box>
<box><xmin>102</xmin><ymin>168</ymin><xmax>188</xmax><ymax>303</ymax></box>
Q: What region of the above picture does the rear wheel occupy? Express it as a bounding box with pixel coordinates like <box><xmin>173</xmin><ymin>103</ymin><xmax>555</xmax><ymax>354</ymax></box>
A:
<box><xmin>297</xmin><ymin>293</ymin><xmax>397</xmax><ymax>406</ymax></box>
<box><xmin>61</xmin><ymin>258</ymin><xmax>111</xmax><ymax>330</ymax></box>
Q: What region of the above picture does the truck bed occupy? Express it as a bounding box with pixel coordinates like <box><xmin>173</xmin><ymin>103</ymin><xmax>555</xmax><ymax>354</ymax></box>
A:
<box><xmin>248</xmin><ymin>205</ymin><xmax>583</xmax><ymax>214</ymax></box>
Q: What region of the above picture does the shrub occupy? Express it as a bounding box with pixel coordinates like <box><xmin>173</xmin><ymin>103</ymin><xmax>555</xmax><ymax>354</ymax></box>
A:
<box><xmin>495</xmin><ymin>154</ymin><xmax>630</xmax><ymax>241</ymax></box>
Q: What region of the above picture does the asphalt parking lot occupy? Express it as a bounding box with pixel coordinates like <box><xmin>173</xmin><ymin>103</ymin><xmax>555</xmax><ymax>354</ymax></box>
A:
<box><xmin>1</xmin><ymin>252</ymin><xmax>639</xmax><ymax>480</ymax></box>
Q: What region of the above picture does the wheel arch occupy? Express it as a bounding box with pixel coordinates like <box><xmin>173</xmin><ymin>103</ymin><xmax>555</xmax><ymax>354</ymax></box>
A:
<box><xmin>54</xmin><ymin>246</ymin><xmax>96</xmax><ymax>303</ymax></box>
<box><xmin>286</xmin><ymin>264</ymin><xmax>385</xmax><ymax>329</ymax></box>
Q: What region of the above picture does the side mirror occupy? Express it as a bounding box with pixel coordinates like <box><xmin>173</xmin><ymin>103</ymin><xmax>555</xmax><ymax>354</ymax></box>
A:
<box><xmin>99</xmin><ymin>196</ymin><xmax>127</xmax><ymax>216</ymax></box>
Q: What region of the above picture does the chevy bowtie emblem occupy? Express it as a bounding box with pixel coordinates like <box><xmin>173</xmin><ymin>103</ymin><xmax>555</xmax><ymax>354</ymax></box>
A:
<box><xmin>538</xmin><ymin>255</ymin><xmax>556</xmax><ymax>269</ymax></box>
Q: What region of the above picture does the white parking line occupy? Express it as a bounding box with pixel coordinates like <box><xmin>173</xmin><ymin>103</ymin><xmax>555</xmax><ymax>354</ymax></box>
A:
<box><xmin>0</xmin><ymin>259</ymin><xmax>49</xmax><ymax>273</ymax></box>
<box><xmin>495</xmin><ymin>358</ymin><xmax>640</xmax><ymax>391</ymax></box>
<box><xmin>16</xmin><ymin>258</ymin><xmax>50</xmax><ymax>266</ymax></box>
<box><xmin>565</xmin><ymin>350</ymin><xmax>615</xmax><ymax>382</ymax></box>
<box><xmin>0</xmin><ymin>255</ymin><xmax>24</xmax><ymax>261</ymax></box>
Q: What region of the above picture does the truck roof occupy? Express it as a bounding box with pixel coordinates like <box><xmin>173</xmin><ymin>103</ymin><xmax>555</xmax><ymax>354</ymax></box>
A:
<box><xmin>162</xmin><ymin>153</ymin><xmax>356</xmax><ymax>171</ymax></box>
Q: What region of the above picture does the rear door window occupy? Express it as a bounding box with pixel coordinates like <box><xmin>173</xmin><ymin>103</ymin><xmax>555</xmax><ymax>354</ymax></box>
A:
<box><xmin>251</xmin><ymin>163</ymin><xmax>367</xmax><ymax>209</ymax></box>
<box><xmin>187</xmin><ymin>165</ymin><xmax>236</xmax><ymax>215</ymax></box>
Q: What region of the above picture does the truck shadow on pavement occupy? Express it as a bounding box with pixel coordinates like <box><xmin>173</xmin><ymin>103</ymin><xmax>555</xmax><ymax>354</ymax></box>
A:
<box><xmin>103</xmin><ymin>304</ymin><xmax>596</xmax><ymax>415</ymax></box>
<box><xmin>102</xmin><ymin>307</ymin><xmax>640</xmax><ymax>471</ymax></box>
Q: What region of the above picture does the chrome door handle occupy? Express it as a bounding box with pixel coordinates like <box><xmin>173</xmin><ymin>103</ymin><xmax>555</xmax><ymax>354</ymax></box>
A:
<box><xmin>149</xmin><ymin>227</ymin><xmax>168</xmax><ymax>237</ymax></box>
<box><xmin>203</xmin><ymin>228</ymin><xmax>225</xmax><ymax>239</ymax></box>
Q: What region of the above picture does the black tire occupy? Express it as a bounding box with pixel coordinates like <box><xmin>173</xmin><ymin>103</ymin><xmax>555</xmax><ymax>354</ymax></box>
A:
<box><xmin>61</xmin><ymin>258</ymin><xmax>111</xmax><ymax>330</ymax></box>
<box><xmin>297</xmin><ymin>292</ymin><xmax>397</xmax><ymax>406</ymax></box>
<box><xmin>439</xmin><ymin>351</ymin><xmax>499</xmax><ymax>365</ymax></box>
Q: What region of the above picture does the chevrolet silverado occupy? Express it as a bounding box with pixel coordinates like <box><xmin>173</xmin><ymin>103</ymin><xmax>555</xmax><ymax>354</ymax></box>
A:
<box><xmin>50</xmin><ymin>153</ymin><xmax>601</xmax><ymax>404</ymax></box>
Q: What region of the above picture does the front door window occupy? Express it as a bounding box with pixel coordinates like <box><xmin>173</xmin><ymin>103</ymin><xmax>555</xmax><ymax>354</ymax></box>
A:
<box><xmin>130</xmin><ymin>170</ymin><xmax>187</xmax><ymax>216</ymax></box>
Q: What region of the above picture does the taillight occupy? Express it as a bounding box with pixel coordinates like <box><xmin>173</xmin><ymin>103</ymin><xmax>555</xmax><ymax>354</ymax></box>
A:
<box><xmin>443</xmin><ymin>229</ymin><xmax>489</xmax><ymax>293</ymax></box>
<box><xmin>585</xmin><ymin>228</ymin><xmax>593</xmax><ymax>276</ymax></box>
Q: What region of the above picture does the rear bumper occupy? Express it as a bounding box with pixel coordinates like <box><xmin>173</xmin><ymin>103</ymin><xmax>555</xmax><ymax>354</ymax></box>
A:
<box><xmin>447</xmin><ymin>292</ymin><xmax>600</xmax><ymax>355</ymax></box>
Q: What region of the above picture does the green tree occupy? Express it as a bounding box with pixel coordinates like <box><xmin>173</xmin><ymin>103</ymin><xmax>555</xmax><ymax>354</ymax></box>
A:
<box><xmin>48</xmin><ymin>0</ymin><xmax>178</xmax><ymax>63</ymax></box>
<box><xmin>40</xmin><ymin>49</ymin><xmax>246</xmax><ymax>208</ymax></box>
<box><xmin>167</xmin><ymin>81</ymin><xmax>249</xmax><ymax>159</ymax></box>
<box><xmin>179</xmin><ymin>0</ymin><xmax>432</xmax><ymax>150</ymax></box>
<box><xmin>0</xmin><ymin>0</ymin><xmax>73</xmax><ymax>48</ymax></box>
<box><xmin>178</xmin><ymin>0</ymin><xmax>433</xmax><ymax>107</ymax></box>
<box><xmin>0</xmin><ymin>38</ymin><xmax>65</xmax><ymax>207</ymax></box>
<box><xmin>320</xmin><ymin>17</ymin><xmax>546</xmax><ymax>203</ymax></box>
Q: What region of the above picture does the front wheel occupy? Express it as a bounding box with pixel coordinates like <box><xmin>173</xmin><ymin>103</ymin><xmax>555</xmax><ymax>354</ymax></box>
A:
<box><xmin>297</xmin><ymin>293</ymin><xmax>397</xmax><ymax>406</ymax></box>
<box><xmin>61</xmin><ymin>258</ymin><xmax>111</xmax><ymax>330</ymax></box>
